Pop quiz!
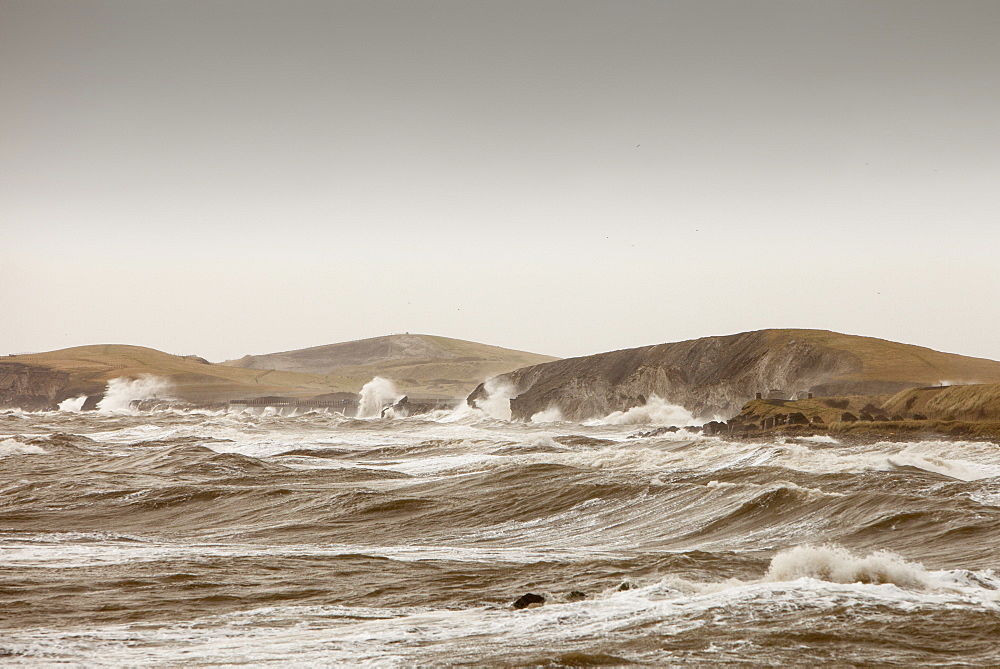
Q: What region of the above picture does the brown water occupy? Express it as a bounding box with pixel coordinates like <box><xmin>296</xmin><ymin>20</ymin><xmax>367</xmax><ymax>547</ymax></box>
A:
<box><xmin>1</xmin><ymin>407</ymin><xmax>999</xmax><ymax>665</ymax></box>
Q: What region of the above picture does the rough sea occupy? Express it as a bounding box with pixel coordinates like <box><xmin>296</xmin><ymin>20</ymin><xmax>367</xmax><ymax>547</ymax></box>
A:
<box><xmin>2</xmin><ymin>404</ymin><xmax>1000</xmax><ymax>666</ymax></box>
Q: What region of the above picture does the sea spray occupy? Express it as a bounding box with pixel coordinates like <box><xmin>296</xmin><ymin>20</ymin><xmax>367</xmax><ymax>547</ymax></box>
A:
<box><xmin>530</xmin><ymin>406</ymin><xmax>564</xmax><ymax>423</ymax></box>
<box><xmin>472</xmin><ymin>377</ymin><xmax>517</xmax><ymax>421</ymax></box>
<box><xmin>57</xmin><ymin>395</ymin><xmax>88</xmax><ymax>412</ymax></box>
<box><xmin>357</xmin><ymin>377</ymin><xmax>402</xmax><ymax>418</ymax></box>
<box><xmin>766</xmin><ymin>544</ymin><xmax>930</xmax><ymax>589</ymax></box>
<box><xmin>589</xmin><ymin>395</ymin><xmax>695</xmax><ymax>426</ymax></box>
<box><xmin>96</xmin><ymin>376</ymin><xmax>173</xmax><ymax>413</ymax></box>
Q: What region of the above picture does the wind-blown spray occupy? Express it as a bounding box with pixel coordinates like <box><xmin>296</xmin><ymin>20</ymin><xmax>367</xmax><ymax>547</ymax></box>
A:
<box><xmin>590</xmin><ymin>394</ymin><xmax>696</xmax><ymax>426</ymax></box>
<box><xmin>473</xmin><ymin>377</ymin><xmax>517</xmax><ymax>421</ymax></box>
<box><xmin>357</xmin><ymin>377</ymin><xmax>403</xmax><ymax>418</ymax></box>
<box><xmin>57</xmin><ymin>395</ymin><xmax>88</xmax><ymax>412</ymax></box>
<box><xmin>96</xmin><ymin>376</ymin><xmax>173</xmax><ymax>413</ymax></box>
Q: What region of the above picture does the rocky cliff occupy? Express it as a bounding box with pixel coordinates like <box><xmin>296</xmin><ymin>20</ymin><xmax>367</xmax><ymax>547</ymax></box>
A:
<box><xmin>468</xmin><ymin>330</ymin><xmax>1000</xmax><ymax>421</ymax></box>
<box><xmin>0</xmin><ymin>362</ymin><xmax>80</xmax><ymax>411</ymax></box>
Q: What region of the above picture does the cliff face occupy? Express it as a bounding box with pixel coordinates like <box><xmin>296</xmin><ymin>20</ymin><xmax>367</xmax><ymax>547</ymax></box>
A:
<box><xmin>0</xmin><ymin>362</ymin><xmax>76</xmax><ymax>411</ymax></box>
<box><xmin>469</xmin><ymin>330</ymin><xmax>1000</xmax><ymax>422</ymax></box>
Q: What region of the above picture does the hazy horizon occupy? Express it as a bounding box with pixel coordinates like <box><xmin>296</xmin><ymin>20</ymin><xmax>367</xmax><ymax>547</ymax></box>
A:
<box><xmin>4</xmin><ymin>1</ymin><xmax>999</xmax><ymax>363</ymax></box>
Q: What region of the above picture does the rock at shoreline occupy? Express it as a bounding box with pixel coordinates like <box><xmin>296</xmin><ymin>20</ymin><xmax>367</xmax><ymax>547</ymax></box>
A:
<box><xmin>512</xmin><ymin>593</ymin><xmax>546</xmax><ymax>609</ymax></box>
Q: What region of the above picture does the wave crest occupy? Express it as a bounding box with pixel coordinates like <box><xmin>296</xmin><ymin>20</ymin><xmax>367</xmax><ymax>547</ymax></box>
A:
<box><xmin>766</xmin><ymin>544</ymin><xmax>929</xmax><ymax>589</ymax></box>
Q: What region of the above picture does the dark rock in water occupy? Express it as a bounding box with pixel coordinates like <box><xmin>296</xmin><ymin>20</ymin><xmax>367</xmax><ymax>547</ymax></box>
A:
<box><xmin>512</xmin><ymin>593</ymin><xmax>546</xmax><ymax>609</ymax></box>
<box><xmin>630</xmin><ymin>425</ymin><xmax>682</xmax><ymax>438</ymax></box>
<box><xmin>381</xmin><ymin>395</ymin><xmax>409</xmax><ymax>418</ymax></box>
<box><xmin>617</xmin><ymin>582</ymin><xmax>634</xmax><ymax>591</ymax></box>
<box><xmin>81</xmin><ymin>394</ymin><xmax>103</xmax><ymax>411</ymax></box>
<box><xmin>566</xmin><ymin>591</ymin><xmax>587</xmax><ymax>602</ymax></box>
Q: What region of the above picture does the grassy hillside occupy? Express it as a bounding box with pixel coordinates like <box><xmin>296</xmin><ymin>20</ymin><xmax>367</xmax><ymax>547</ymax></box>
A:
<box><xmin>8</xmin><ymin>345</ymin><xmax>355</xmax><ymax>403</ymax></box>
<box><xmin>766</xmin><ymin>330</ymin><xmax>1000</xmax><ymax>387</ymax></box>
<box><xmin>881</xmin><ymin>383</ymin><xmax>1000</xmax><ymax>422</ymax></box>
<box><xmin>223</xmin><ymin>334</ymin><xmax>558</xmax><ymax>398</ymax></box>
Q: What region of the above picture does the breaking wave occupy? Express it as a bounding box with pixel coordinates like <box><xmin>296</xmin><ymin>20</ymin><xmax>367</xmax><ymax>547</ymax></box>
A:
<box><xmin>0</xmin><ymin>436</ymin><xmax>47</xmax><ymax>458</ymax></box>
<box><xmin>587</xmin><ymin>394</ymin><xmax>696</xmax><ymax>426</ymax></box>
<box><xmin>471</xmin><ymin>377</ymin><xmax>517</xmax><ymax>421</ymax></box>
<box><xmin>530</xmin><ymin>406</ymin><xmax>564</xmax><ymax>423</ymax></box>
<box><xmin>57</xmin><ymin>395</ymin><xmax>88</xmax><ymax>412</ymax></box>
<box><xmin>766</xmin><ymin>544</ymin><xmax>930</xmax><ymax>589</ymax></box>
<box><xmin>96</xmin><ymin>375</ymin><xmax>173</xmax><ymax>413</ymax></box>
<box><xmin>357</xmin><ymin>377</ymin><xmax>402</xmax><ymax>419</ymax></box>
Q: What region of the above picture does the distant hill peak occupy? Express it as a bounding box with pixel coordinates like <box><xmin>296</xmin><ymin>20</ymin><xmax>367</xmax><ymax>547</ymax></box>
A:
<box><xmin>221</xmin><ymin>334</ymin><xmax>558</xmax><ymax>399</ymax></box>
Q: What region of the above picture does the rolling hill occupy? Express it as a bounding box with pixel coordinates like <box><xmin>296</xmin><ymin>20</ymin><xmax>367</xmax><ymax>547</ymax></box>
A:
<box><xmin>221</xmin><ymin>333</ymin><xmax>559</xmax><ymax>398</ymax></box>
<box><xmin>0</xmin><ymin>345</ymin><xmax>356</xmax><ymax>409</ymax></box>
<box><xmin>0</xmin><ymin>335</ymin><xmax>558</xmax><ymax>410</ymax></box>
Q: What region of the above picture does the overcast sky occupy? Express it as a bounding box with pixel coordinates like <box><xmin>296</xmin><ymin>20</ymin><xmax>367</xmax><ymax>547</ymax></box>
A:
<box><xmin>3</xmin><ymin>0</ymin><xmax>998</xmax><ymax>362</ymax></box>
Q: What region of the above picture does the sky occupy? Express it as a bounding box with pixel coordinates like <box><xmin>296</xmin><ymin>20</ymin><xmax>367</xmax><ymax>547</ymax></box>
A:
<box><xmin>2</xmin><ymin>0</ymin><xmax>998</xmax><ymax>362</ymax></box>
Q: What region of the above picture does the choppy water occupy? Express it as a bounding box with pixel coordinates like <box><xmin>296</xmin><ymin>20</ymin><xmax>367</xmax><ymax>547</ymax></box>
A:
<box><xmin>2</xmin><ymin>407</ymin><xmax>1000</xmax><ymax>666</ymax></box>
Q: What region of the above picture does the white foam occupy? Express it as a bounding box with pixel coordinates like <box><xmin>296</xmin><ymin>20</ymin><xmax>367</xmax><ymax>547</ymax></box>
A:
<box><xmin>530</xmin><ymin>406</ymin><xmax>564</xmax><ymax>423</ymax></box>
<box><xmin>57</xmin><ymin>395</ymin><xmax>88</xmax><ymax>412</ymax></box>
<box><xmin>766</xmin><ymin>544</ymin><xmax>930</xmax><ymax>589</ymax></box>
<box><xmin>0</xmin><ymin>437</ymin><xmax>46</xmax><ymax>458</ymax></box>
<box><xmin>586</xmin><ymin>395</ymin><xmax>696</xmax><ymax>426</ymax></box>
<box><xmin>96</xmin><ymin>376</ymin><xmax>173</xmax><ymax>413</ymax></box>
<box><xmin>887</xmin><ymin>447</ymin><xmax>996</xmax><ymax>481</ymax></box>
<box><xmin>471</xmin><ymin>377</ymin><xmax>517</xmax><ymax>421</ymax></box>
<box><xmin>357</xmin><ymin>377</ymin><xmax>403</xmax><ymax>419</ymax></box>
<box><xmin>0</xmin><ymin>538</ymin><xmax>605</xmax><ymax>569</ymax></box>
<box><xmin>796</xmin><ymin>434</ymin><xmax>841</xmax><ymax>444</ymax></box>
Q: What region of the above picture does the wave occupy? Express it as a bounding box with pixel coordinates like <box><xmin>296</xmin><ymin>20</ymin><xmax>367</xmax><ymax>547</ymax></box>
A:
<box><xmin>57</xmin><ymin>395</ymin><xmax>88</xmax><ymax>412</ymax></box>
<box><xmin>765</xmin><ymin>544</ymin><xmax>931</xmax><ymax>589</ymax></box>
<box><xmin>585</xmin><ymin>395</ymin><xmax>697</xmax><ymax>426</ymax></box>
<box><xmin>97</xmin><ymin>375</ymin><xmax>174</xmax><ymax>413</ymax></box>
<box><xmin>0</xmin><ymin>436</ymin><xmax>48</xmax><ymax>458</ymax></box>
